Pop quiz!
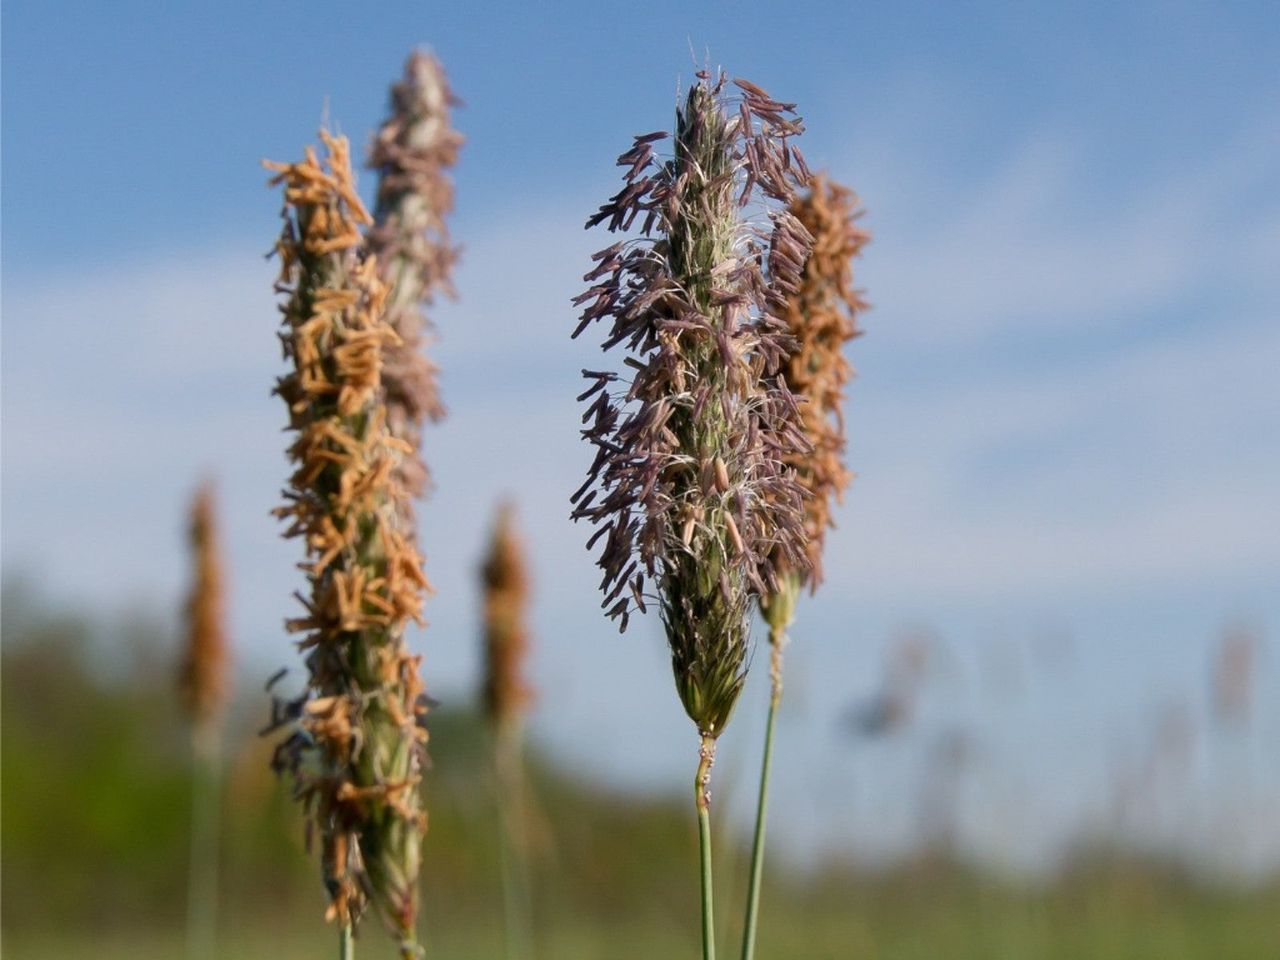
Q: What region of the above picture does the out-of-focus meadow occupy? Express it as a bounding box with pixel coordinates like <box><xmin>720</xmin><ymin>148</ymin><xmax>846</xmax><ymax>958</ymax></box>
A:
<box><xmin>4</xmin><ymin>1</ymin><xmax>1280</xmax><ymax>958</ymax></box>
<box><xmin>4</xmin><ymin>582</ymin><xmax>1278</xmax><ymax>959</ymax></box>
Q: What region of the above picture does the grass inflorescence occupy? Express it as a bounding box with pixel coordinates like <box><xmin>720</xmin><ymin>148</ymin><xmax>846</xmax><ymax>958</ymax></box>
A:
<box><xmin>571</xmin><ymin>68</ymin><xmax>815</xmax><ymax>959</ymax></box>
<box><xmin>178</xmin><ymin>480</ymin><xmax>231</xmax><ymax>960</ymax></box>
<box><xmin>743</xmin><ymin>172</ymin><xmax>869</xmax><ymax>960</ymax></box>
<box><xmin>263</xmin><ymin>130</ymin><xmax>432</xmax><ymax>958</ymax></box>
<box><xmin>179</xmin><ymin>481</ymin><xmax>231</xmax><ymax>732</ymax></box>
<box><xmin>480</xmin><ymin>501</ymin><xmax>536</xmax><ymax>959</ymax></box>
<box><xmin>366</xmin><ymin>50</ymin><xmax>462</xmax><ymax>504</ymax></box>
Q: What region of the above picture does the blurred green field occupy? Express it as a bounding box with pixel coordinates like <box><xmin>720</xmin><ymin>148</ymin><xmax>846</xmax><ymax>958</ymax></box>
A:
<box><xmin>3</xmin><ymin>591</ymin><xmax>1277</xmax><ymax>958</ymax></box>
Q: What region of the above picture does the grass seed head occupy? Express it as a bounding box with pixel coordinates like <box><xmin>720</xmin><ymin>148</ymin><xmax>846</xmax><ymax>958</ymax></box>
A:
<box><xmin>178</xmin><ymin>480</ymin><xmax>230</xmax><ymax>729</ymax></box>
<box><xmin>480</xmin><ymin>500</ymin><xmax>534</xmax><ymax>732</ymax></box>
<box><xmin>776</xmin><ymin>174</ymin><xmax>869</xmax><ymax>591</ymax></box>
<box><xmin>571</xmin><ymin>70</ymin><xmax>813</xmax><ymax>739</ymax></box>
<box><xmin>263</xmin><ymin>129</ymin><xmax>432</xmax><ymax>950</ymax></box>
<box><xmin>366</xmin><ymin>49</ymin><xmax>462</xmax><ymax>503</ymax></box>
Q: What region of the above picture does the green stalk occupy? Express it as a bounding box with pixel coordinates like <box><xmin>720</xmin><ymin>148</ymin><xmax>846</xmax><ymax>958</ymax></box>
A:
<box><xmin>340</xmin><ymin>923</ymin><xmax>355</xmax><ymax>960</ymax></box>
<box><xmin>186</xmin><ymin>723</ymin><xmax>221</xmax><ymax>960</ymax></box>
<box><xmin>494</xmin><ymin>724</ymin><xmax>534</xmax><ymax>960</ymax></box>
<box><xmin>740</xmin><ymin>634</ymin><xmax>785</xmax><ymax>960</ymax></box>
<box><xmin>696</xmin><ymin>735</ymin><xmax>718</xmax><ymax>960</ymax></box>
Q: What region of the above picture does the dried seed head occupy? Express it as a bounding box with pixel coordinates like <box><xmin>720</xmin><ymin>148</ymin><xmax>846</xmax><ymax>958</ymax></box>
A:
<box><xmin>366</xmin><ymin>49</ymin><xmax>462</xmax><ymax>501</ymax></box>
<box><xmin>263</xmin><ymin>129</ymin><xmax>432</xmax><ymax>949</ymax></box>
<box><xmin>571</xmin><ymin>71</ymin><xmax>813</xmax><ymax>738</ymax></box>
<box><xmin>1212</xmin><ymin>624</ymin><xmax>1259</xmax><ymax>727</ymax></box>
<box><xmin>178</xmin><ymin>480</ymin><xmax>231</xmax><ymax>729</ymax></box>
<box><xmin>775</xmin><ymin>174</ymin><xmax>869</xmax><ymax>590</ymax></box>
<box><xmin>480</xmin><ymin>501</ymin><xmax>534</xmax><ymax>732</ymax></box>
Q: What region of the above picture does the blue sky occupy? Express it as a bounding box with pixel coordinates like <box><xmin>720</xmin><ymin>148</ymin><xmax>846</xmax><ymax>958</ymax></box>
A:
<box><xmin>3</xmin><ymin>0</ymin><xmax>1278</xmax><ymax>872</ymax></box>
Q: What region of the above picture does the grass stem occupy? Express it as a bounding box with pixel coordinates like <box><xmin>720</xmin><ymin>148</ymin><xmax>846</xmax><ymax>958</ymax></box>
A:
<box><xmin>186</xmin><ymin>724</ymin><xmax>221</xmax><ymax>960</ymax></box>
<box><xmin>494</xmin><ymin>724</ymin><xmax>535</xmax><ymax>960</ymax></box>
<box><xmin>740</xmin><ymin>635</ymin><xmax>785</xmax><ymax>960</ymax></box>
<box><xmin>340</xmin><ymin>922</ymin><xmax>354</xmax><ymax>960</ymax></box>
<box><xmin>696</xmin><ymin>735</ymin><xmax>718</xmax><ymax>960</ymax></box>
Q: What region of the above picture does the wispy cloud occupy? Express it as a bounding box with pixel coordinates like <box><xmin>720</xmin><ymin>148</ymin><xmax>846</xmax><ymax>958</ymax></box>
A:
<box><xmin>859</xmin><ymin>122</ymin><xmax>1280</xmax><ymax>349</ymax></box>
<box><xmin>833</xmin><ymin>314</ymin><xmax>1280</xmax><ymax>607</ymax></box>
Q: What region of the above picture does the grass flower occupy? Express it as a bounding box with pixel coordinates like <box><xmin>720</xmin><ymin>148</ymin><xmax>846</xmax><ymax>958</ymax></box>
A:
<box><xmin>366</xmin><ymin>50</ymin><xmax>462</xmax><ymax>503</ymax></box>
<box><xmin>570</xmin><ymin>69</ymin><xmax>812</xmax><ymax>960</ymax></box>
<box><xmin>480</xmin><ymin>500</ymin><xmax>535</xmax><ymax>960</ymax></box>
<box><xmin>178</xmin><ymin>480</ymin><xmax>230</xmax><ymax>960</ymax></box>
<box><xmin>482</xmin><ymin>501</ymin><xmax>533</xmax><ymax>734</ymax></box>
<box><xmin>180</xmin><ymin>481</ymin><xmax>231</xmax><ymax>732</ymax></box>
<box><xmin>263</xmin><ymin>129</ymin><xmax>432</xmax><ymax>959</ymax></box>
<box><xmin>771</xmin><ymin>173</ymin><xmax>868</xmax><ymax>594</ymax></box>
<box><xmin>741</xmin><ymin>173</ymin><xmax>869</xmax><ymax>960</ymax></box>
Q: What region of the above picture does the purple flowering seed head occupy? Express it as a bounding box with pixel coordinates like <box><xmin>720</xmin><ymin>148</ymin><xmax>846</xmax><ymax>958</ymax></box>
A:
<box><xmin>571</xmin><ymin>71</ymin><xmax>814</xmax><ymax>739</ymax></box>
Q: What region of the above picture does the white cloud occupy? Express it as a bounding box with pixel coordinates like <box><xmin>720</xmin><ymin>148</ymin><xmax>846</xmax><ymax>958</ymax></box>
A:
<box><xmin>828</xmin><ymin>315</ymin><xmax>1280</xmax><ymax>607</ymax></box>
<box><xmin>854</xmin><ymin>120</ymin><xmax>1280</xmax><ymax>348</ymax></box>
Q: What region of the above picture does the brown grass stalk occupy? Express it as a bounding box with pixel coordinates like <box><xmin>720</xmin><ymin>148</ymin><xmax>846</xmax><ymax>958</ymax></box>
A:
<box><xmin>480</xmin><ymin>500</ymin><xmax>536</xmax><ymax>959</ymax></box>
<box><xmin>178</xmin><ymin>480</ymin><xmax>231</xmax><ymax>960</ymax></box>
<box><xmin>743</xmin><ymin>174</ymin><xmax>869</xmax><ymax>960</ymax></box>
<box><xmin>263</xmin><ymin>129</ymin><xmax>432</xmax><ymax>958</ymax></box>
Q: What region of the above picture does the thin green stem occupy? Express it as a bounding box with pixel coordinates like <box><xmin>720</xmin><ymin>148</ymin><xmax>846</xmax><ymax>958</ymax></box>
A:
<box><xmin>340</xmin><ymin>922</ymin><xmax>355</xmax><ymax>960</ymax></box>
<box><xmin>696</xmin><ymin>734</ymin><xmax>718</xmax><ymax>960</ymax></box>
<box><xmin>494</xmin><ymin>724</ymin><xmax>534</xmax><ymax>960</ymax></box>
<box><xmin>186</xmin><ymin>723</ymin><xmax>221</xmax><ymax>960</ymax></box>
<box><xmin>741</xmin><ymin>636</ymin><xmax>785</xmax><ymax>960</ymax></box>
